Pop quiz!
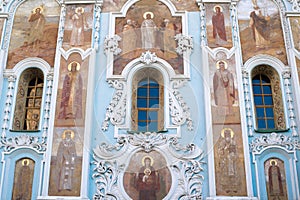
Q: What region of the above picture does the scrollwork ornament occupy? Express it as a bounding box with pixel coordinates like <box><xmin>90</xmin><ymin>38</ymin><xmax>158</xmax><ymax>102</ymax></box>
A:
<box><xmin>102</xmin><ymin>80</ymin><xmax>126</xmax><ymax>131</ymax></box>
<box><xmin>0</xmin><ymin>134</ymin><xmax>47</xmax><ymax>152</ymax></box>
<box><xmin>139</xmin><ymin>51</ymin><xmax>157</xmax><ymax>65</ymax></box>
<box><xmin>128</xmin><ymin>132</ymin><xmax>167</xmax><ymax>152</ymax></box>
<box><xmin>169</xmin><ymin>85</ymin><xmax>193</xmax><ymax>131</ymax></box>
<box><xmin>175</xmin><ymin>34</ymin><xmax>193</xmax><ymax>55</ymax></box>
<box><xmin>92</xmin><ymin>159</ymin><xmax>124</xmax><ymax>200</ymax></box>
<box><xmin>104</xmin><ymin>35</ymin><xmax>122</xmax><ymax>56</ymax></box>
<box><xmin>172</xmin><ymin>157</ymin><xmax>205</xmax><ymax>200</ymax></box>
<box><xmin>249</xmin><ymin>132</ymin><xmax>300</xmax><ymax>154</ymax></box>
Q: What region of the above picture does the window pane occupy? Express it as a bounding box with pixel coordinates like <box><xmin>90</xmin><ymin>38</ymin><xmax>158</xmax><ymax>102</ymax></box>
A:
<box><xmin>267</xmin><ymin>120</ymin><xmax>275</xmax><ymax>129</ymax></box>
<box><xmin>252</xmin><ymin>76</ymin><xmax>260</xmax><ymax>84</ymax></box>
<box><xmin>138</xmin><ymin>122</ymin><xmax>147</xmax><ymax>131</ymax></box>
<box><xmin>149</xmin><ymin>99</ymin><xmax>159</xmax><ymax>108</ymax></box>
<box><xmin>137</xmin><ymin>98</ymin><xmax>147</xmax><ymax>108</ymax></box>
<box><xmin>256</xmin><ymin>108</ymin><xmax>264</xmax><ymax>117</ymax></box>
<box><xmin>149</xmin><ymin>88</ymin><xmax>159</xmax><ymax>97</ymax></box>
<box><xmin>254</xmin><ymin>96</ymin><xmax>263</xmax><ymax>105</ymax></box>
<box><xmin>137</xmin><ymin>88</ymin><xmax>147</xmax><ymax>97</ymax></box>
<box><xmin>138</xmin><ymin>111</ymin><xmax>147</xmax><ymax>120</ymax></box>
<box><xmin>266</xmin><ymin>108</ymin><xmax>274</xmax><ymax>117</ymax></box>
<box><xmin>257</xmin><ymin>119</ymin><xmax>266</xmax><ymax>129</ymax></box>
<box><xmin>261</xmin><ymin>75</ymin><xmax>270</xmax><ymax>83</ymax></box>
<box><xmin>263</xmin><ymin>85</ymin><xmax>272</xmax><ymax>94</ymax></box>
<box><xmin>253</xmin><ymin>86</ymin><xmax>262</xmax><ymax>94</ymax></box>
<box><xmin>148</xmin><ymin>122</ymin><xmax>158</xmax><ymax>131</ymax></box>
<box><xmin>264</xmin><ymin>96</ymin><xmax>273</xmax><ymax>105</ymax></box>
<box><xmin>148</xmin><ymin>111</ymin><xmax>158</xmax><ymax>121</ymax></box>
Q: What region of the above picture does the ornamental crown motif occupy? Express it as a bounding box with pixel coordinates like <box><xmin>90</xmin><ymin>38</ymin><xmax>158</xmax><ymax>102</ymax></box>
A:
<box><xmin>249</xmin><ymin>132</ymin><xmax>300</xmax><ymax>153</ymax></box>
<box><xmin>139</xmin><ymin>51</ymin><xmax>158</xmax><ymax>65</ymax></box>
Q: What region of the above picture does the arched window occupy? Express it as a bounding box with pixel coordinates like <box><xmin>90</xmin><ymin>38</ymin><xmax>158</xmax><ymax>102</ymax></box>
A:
<box><xmin>132</xmin><ymin>68</ymin><xmax>164</xmax><ymax>132</ymax></box>
<box><xmin>137</xmin><ymin>78</ymin><xmax>159</xmax><ymax>131</ymax></box>
<box><xmin>251</xmin><ymin>65</ymin><xmax>286</xmax><ymax>131</ymax></box>
<box><xmin>252</xmin><ymin>74</ymin><xmax>275</xmax><ymax>129</ymax></box>
<box><xmin>13</xmin><ymin>68</ymin><xmax>44</xmax><ymax>131</ymax></box>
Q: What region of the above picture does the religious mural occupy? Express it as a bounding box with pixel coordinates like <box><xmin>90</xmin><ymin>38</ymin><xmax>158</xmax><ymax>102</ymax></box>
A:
<box><xmin>113</xmin><ymin>0</ymin><xmax>183</xmax><ymax>75</ymax></box>
<box><xmin>54</xmin><ymin>54</ymin><xmax>89</xmax><ymax>127</ymax></box>
<box><xmin>49</xmin><ymin>53</ymin><xmax>90</xmax><ymax>196</ymax></box>
<box><xmin>290</xmin><ymin>16</ymin><xmax>300</xmax><ymax>52</ymax></box>
<box><xmin>7</xmin><ymin>0</ymin><xmax>60</xmax><ymax>68</ymax></box>
<box><xmin>102</xmin><ymin>0</ymin><xmax>198</xmax><ymax>13</ymax></box>
<box><xmin>208</xmin><ymin>54</ymin><xmax>247</xmax><ymax>196</ymax></box>
<box><xmin>49</xmin><ymin>128</ymin><xmax>83</xmax><ymax>196</ymax></box>
<box><xmin>238</xmin><ymin>0</ymin><xmax>287</xmax><ymax>64</ymax></box>
<box><xmin>264</xmin><ymin>158</ymin><xmax>288</xmax><ymax>200</ymax></box>
<box><xmin>12</xmin><ymin>158</ymin><xmax>35</xmax><ymax>200</ymax></box>
<box><xmin>62</xmin><ymin>4</ymin><xmax>94</xmax><ymax>50</ymax></box>
<box><xmin>123</xmin><ymin>151</ymin><xmax>171</xmax><ymax>200</ymax></box>
<box><xmin>205</xmin><ymin>4</ymin><xmax>232</xmax><ymax>48</ymax></box>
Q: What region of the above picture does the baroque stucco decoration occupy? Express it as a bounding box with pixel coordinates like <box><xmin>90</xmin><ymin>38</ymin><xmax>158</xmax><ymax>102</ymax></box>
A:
<box><xmin>102</xmin><ymin>80</ymin><xmax>126</xmax><ymax>131</ymax></box>
<box><xmin>102</xmin><ymin>77</ymin><xmax>194</xmax><ymax>133</ymax></box>
<box><xmin>249</xmin><ymin>132</ymin><xmax>300</xmax><ymax>154</ymax></box>
<box><xmin>174</xmin><ymin>34</ymin><xmax>193</xmax><ymax>55</ymax></box>
<box><xmin>92</xmin><ymin>132</ymin><xmax>205</xmax><ymax>199</ymax></box>
<box><xmin>104</xmin><ymin>35</ymin><xmax>122</xmax><ymax>56</ymax></box>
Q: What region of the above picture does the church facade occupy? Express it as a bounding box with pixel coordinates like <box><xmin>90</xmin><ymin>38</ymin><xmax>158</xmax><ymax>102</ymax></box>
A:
<box><xmin>0</xmin><ymin>0</ymin><xmax>299</xmax><ymax>199</ymax></box>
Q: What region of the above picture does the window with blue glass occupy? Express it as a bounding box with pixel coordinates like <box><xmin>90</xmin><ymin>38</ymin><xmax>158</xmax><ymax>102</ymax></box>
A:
<box><xmin>137</xmin><ymin>78</ymin><xmax>159</xmax><ymax>131</ymax></box>
<box><xmin>252</xmin><ymin>74</ymin><xmax>275</xmax><ymax>129</ymax></box>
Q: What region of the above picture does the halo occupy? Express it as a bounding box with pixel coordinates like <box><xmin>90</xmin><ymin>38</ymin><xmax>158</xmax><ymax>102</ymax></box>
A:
<box><xmin>22</xmin><ymin>158</ymin><xmax>30</xmax><ymax>166</ymax></box>
<box><xmin>75</xmin><ymin>7</ymin><xmax>85</xmax><ymax>14</ymax></box>
<box><xmin>142</xmin><ymin>155</ymin><xmax>154</xmax><ymax>166</ymax></box>
<box><xmin>32</xmin><ymin>6</ymin><xmax>44</xmax><ymax>13</ymax></box>
<box><xmin>213</xmin><ymin>5</ymin><xmax>223</xmax><ymax>12</ymax></box>
<box><xmin>216</xmin><ymin>60</ymin><xmax>228</xmax><ymax>69</ymax></box>
<box><xmin>67</xmin><ymin>61</ymin><xmax>80</xmax><ymax>71</ymax></box>
<box><xmin>143</xmin><ymin>12</ymin><xmax>154</xmax><ymax>19</ymax></box>
<box><xmin>62</xmin><ymin>129</ymin><xmax>75</xmax><ymax>139</ymax></box>
<box><xmin>221</xmin><ymin>128</ymin><xmax>234</xmax><ymax>138</ymax></box>
<box><xmin>269</xmin><ymin>159</ymin><xmax>278</xmax><ymax>166</ymax></box>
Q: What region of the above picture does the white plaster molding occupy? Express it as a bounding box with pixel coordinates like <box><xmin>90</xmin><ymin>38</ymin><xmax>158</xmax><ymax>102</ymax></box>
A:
<box><xmin>242</xmin><ymin>69</ymin><xmax>254</xmax><ymax>137</ymax></box>
<box><xmin>102</xmin><ymin>80</ymin><xmax>127</xmax><ymax>131</ymax></box>
<box><xmin>249</xmin><ymin>132</ymin><xmax>300</xmax><ymax>154</ymax></box>
<box><xmin>104</xmin><ymin>35</ymin><xmax>122</xmax><ymax>56</ymax></box>
<box><xmin>230</xmin><ymin>2</ymin><xmax>239</xmax><ymax>44</ymax></box>
<box><xmin>121</xmin><ymin>56</ymin><xmax>177</xmax><ymax>80</ymax></box>
<box><xmin>139</xmin><ymin>51</ymin><xmax>158</xmax><ymax>65</ymax></box>
<box><xmin>282</xmin><ymin>70</ymin><xmax>298</xmax><ymax>136</ymax></box>
<box><xmin>204</xmin><ymin>46</ymin><xmax>236</xmax><ymax>61</ymax></box>
<box><xmin>42</xmin><ymin>72</ymin><xmax>54</xmax><ymax>139</ymax></box>
<box><xmin>60</xmin><ymin>47</ymin><xmax>93</xmax><ymax>60</ymax></box>
<box><xmin>0</xmin><ymin>134</ymin><xmax>47</xmax><ymax>152</ymax></box>
<box><xmin>93</xmin><ymin>2</ymin><xmax>103</xmax><ymax>51</ymax></box>
<box><xmin>92</xmin><ymin>132</ymin><xmax>205</xmax><ymax>199</ymax></box>
<box><xmin>57</xmin><ymin>4</ymin><xmax>67</xmax><ymax>47</ymax></box>
<box><xmin>169</xmin><ymin>80</ymin><xmax>193</xmax><ymax>131</ymax></box>
<box><xmin>244</xmin><ymin>54</ymin><xmax>286</xmax><ymax>72</ymax></box>
<box><xmin>174</xmin><ymin>34</ymin><xmax>193</xmax><ymax>55</ymax></box>
<box><xmin>3</xmin><ymin>57</ymin><xmax>52</xmax><ymax>76</ymax></box>
<box><xmin>196</xmin><ymin>2</ymin><xmax>207</xmax><ymax>46</ymax></box>
<box><xmin>1</xmin><ymin>75</ymin><xmax>15</xmax><ymax>138</ymax></box>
